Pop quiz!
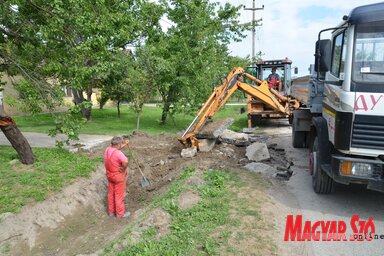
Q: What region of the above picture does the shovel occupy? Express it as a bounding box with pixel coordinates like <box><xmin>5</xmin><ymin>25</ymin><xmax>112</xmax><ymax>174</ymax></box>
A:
<box><xmin>128</xmin><ymin>144</ymin><xmax>151</xmax><ymax>188</ymax></box>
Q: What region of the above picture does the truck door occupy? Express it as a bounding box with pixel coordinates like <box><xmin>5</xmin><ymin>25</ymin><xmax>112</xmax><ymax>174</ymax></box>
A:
<box><xmin>323</xmin><ymin>30</ymin><xmax>347</xmax><ymax>146</ymax></box>
<box><xmin>351</xmin><ymin>22</ymin><xmax>384</xmax><ymax>152</ymax></box>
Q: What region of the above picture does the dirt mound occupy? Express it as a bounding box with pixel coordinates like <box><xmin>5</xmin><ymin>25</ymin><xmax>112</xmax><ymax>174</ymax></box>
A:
<box><xmin>178</xmin><ymin>191</ymin><xmax>201</xmax><ymax>210</ymax></box>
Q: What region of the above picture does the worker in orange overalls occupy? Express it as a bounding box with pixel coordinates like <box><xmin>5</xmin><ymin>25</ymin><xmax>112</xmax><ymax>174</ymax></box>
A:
<box><xmin>104</xmin><ymin>136</ymin><xmax>130</xmax><ymax>218</ymax></box>
<box><xmin>267</xmin><ymin>67</ymin><xmax>282</xmax><ymax>91</ymax></box>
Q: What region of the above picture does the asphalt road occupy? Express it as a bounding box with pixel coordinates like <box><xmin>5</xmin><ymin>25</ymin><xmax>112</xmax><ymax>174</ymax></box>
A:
<box><xmin>260</xmin><ymin>122</ymin><xmax>384</xmax><ymax>256</ymax></box>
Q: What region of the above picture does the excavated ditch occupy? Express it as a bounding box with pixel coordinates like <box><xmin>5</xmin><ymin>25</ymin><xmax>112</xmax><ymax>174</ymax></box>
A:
<box><xmin>0</xmin><ymin>130</ymin><xmax>291</xmax><ymax>255</ymax></box>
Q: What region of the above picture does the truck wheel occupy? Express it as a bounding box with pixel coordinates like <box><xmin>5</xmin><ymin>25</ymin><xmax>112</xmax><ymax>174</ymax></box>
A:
<box><xmin>251</xmin><ymin>115</ymin><xmax>262</xmax><ymax>127</ymax></box>
<box><xmin>311</xmin><ymin>136</ymin><xmax>335</xmax><ymax>194</ymax></box>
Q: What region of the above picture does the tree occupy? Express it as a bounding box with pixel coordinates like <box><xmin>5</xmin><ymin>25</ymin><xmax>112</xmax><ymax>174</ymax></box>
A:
<box><xmin>152</xmin><ymin>0</ymin><xmax>249</xmax><ymax>124</ymax></box>
<box><xmin>101</xmin><ymin>50</ymin><xmax>134</xmax><ymax>118</ymax></box>
<box><xmin>128</xmin><ymin>46</ymin><xmax>157</xmax><ymax>130</ymax></box>
<box><xmin>1</xmin><ymin>1</ymin><xmax>162</xmax><ymax>119</ymax></box>
<box><xmin>0</xmin><ymin>75</ymin><xmax>35</xmax><ymax>164</ymax></box>
<box><xmin>0</xmin><ymin>1</ymin><xmax>162</xmax><ymax>163</ymax></box>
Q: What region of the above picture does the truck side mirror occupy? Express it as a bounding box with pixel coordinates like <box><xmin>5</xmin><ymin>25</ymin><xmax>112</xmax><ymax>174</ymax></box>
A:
<box><xmin>314</xmin><ymin>39</ymin><xmax>331</xmax><ymax>73</ymax></box>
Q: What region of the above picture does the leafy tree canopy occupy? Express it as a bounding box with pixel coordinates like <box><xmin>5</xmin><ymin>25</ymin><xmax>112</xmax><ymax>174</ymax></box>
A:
<box><xmin>0</xmin><ymin>0</ymin><xmax>163</xmax><ymax>136</ymax></box>
<box><xmin>149</xmin><ymin>0</ymin><xmax>250</xmax><ymax>122</ymax></box>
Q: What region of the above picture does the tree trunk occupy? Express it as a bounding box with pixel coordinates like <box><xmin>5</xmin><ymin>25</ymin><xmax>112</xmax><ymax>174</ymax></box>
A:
<box><xmin>160</xmin><ymin>101</ymin><xmax>170</xmax><ymax>125</ymax></box>
<box><xmin>136</xmin><ymin>111</ymin><xmax>141</xmax><ymax>130</ymax></box>
<box><xmin>81</xmin><ymin>107</ymin><xmax>92</xmax><ymax>121</ymax></box>
<box><xmin>73</xmin><ymin>88</ymin><xmax>92</xmax><ymax>121</ymax></box>
<box><xmin>117</xmin><ymin>100</ymin><xmax>121</xmax><ymax>118</ymax></box>
<box><xmin>0</xmin><ymin>117</ymin><xmax>35</xmax><ymax>164</ymax></box>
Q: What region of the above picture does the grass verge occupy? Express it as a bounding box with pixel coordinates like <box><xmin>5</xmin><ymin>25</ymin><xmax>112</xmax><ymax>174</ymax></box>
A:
<box><xmin>103</xmin><ymin>167</ymin><xmax>277</xmax><ymax>256</ymax></box>
<box><xmin>0</xmin><ymin>146</ymin><xmax>98</xmax><ymax>214</ymax></box>
<box><xmin>13</xmin><ymin>105</ymin><xmax>248</xmax><ymax>135</ymax></box>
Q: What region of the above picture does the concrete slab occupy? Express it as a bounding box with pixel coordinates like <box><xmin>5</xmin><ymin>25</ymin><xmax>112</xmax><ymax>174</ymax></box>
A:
<box><xmin>219</xmin><ymin>129</ymin><xmax>248</xmax><ymax>145</ymax></box>
<box><xmin>197</xmin><ymin>118</ymin><xmax>234</xmax><ymax>139</ymax></box>
<box><xmin>242</xmin><ymin>128</ymin><xmax>256</xmax><ymax>134</ymax></box>
<box><xmin>181</xmin><ymin>147</ymin><xmax>197</xmax><ymax>158</ymax></box>
<box><xmin>245</xmin><ymin>142</ymin><xmax>270</xmax><ymax>161</ymax></box>
<box><xmin>244</xmin><ymin>162</ymin><xmax>275</xmax><ymax>174</ymax></box>
<box><xmin>198</xmin><ymin>139</ymin><xmax>216</xmax><ymax>152</ymax></box>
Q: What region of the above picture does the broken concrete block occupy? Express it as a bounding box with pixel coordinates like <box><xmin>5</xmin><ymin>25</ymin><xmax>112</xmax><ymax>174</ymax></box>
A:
<box><xmin>219</xmin><ymin>129</ymin><xmax>248</xmax><ymax>145</ymax></box>
<box><xmin>197</xmin><ymin>118</ymin><xmax>234</xmax><ymax>139</ymax></box>
<box><xmin>245</xmin><ymin>142</ymin><xmax>270</xmax><ymax>161</ymax></box>
<box><xmin>198</xmin><ymin>139</ymin><xmax>216</xmax><ymax>152</ymax></box>
<box><xmin>220</xmin><ymin>147</ymin><xmax>235</xmax><ymax>158</ymax></box>
<box><xmin>273</xmin><ymin>171</ymin><xmax>293</xmax><ymax>180</ymax></box>
<box><xmin>238</xmin><ymin>158</ymin><xmax>250</xmax><ymax>165</ymax></box>
<box><xmin>242</xmin><ymin>127</ymin><xmax>256</xmax><ymax>134</ymax></box>
<box><xmin>244</xmin><ymin>162</ymin><xmax>275</xmax><ymax>174</ymax></box>
<box><xmin>181</xmin><ymin>147</ymin><xmax>197</xmax><ymax>158</ymax></box>
<box><xmin>234</xmin><ymin>140</ymin><xmax>250</xmax><ymax>147</ymax></box>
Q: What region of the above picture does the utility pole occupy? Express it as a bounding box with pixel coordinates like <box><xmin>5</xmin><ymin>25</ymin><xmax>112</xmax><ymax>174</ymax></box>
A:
<box><xmin>244</xmin><ymin>0</ymin><xmax>264</xmax><ymax>63</ymax></box>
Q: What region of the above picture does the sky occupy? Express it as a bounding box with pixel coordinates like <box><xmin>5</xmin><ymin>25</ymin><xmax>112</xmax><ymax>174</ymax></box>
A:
<box><xmin>225</xmin><ymin>0</ymin><xmax>382</xmax><ymax>76</ymax></box>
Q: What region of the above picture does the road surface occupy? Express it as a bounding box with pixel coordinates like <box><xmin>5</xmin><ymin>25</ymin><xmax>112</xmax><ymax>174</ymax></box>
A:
<box><xmin>258</xmin><ymin>121</ymin><xmax>384</xmax><ymax>256</ymax></box>
<box><xmin>0</xmin><ymin>132</ymin><xmax>112</xmax><ymax>151</ymax></box>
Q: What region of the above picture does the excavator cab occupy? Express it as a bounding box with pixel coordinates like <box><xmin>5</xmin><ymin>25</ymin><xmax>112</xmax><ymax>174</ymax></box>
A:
<box><xmin>245</xmin><ymin>58</ymin><xmax>294</xmax><ymax>127</ymax></box>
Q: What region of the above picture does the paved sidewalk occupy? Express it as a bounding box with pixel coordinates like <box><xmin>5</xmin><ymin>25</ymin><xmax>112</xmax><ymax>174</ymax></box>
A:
<box><xmin>0</xmin><ymin>132</ymin><xmax>113</xmax><ymax>152</ymax></box>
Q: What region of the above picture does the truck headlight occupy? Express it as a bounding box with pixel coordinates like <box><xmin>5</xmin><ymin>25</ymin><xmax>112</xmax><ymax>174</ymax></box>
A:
<box><xmin>351</xmin><ymin>163</ymin><xmax>373</xmax><ymax>177</ymax></box>
<box><xmin>340</xmin><ymin>161</ymin><xmax>374</xmax><ymax>177</ymax></box>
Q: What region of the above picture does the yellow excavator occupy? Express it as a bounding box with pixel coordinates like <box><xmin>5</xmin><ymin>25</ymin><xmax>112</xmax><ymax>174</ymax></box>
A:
<box><xmin>178</xmin><ymin>67</ymin><xmax>300</xmax><ymax>148</ymax></box>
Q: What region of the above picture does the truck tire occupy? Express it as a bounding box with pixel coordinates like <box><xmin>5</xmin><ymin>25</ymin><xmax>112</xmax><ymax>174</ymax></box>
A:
<box><xmin>251</xmin><ymin>115</ymin><xmax>262</xmax><ymax>127</ymax></box>
<box><xmin>311</xmin><ymin>136</ymin><xmax>335</xmax><ymax>194</ymax></box>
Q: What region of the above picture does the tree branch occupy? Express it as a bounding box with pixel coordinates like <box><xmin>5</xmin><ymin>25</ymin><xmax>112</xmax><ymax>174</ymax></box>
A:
<box><xmin>0</xmin><ymin>26</ymin><xmax>21</xmax><ymax>39</ymax></box>
<box><xmin>27</xmin><ymin>0</ymin><xmax>56</xmax><ymax>17</ymax></box>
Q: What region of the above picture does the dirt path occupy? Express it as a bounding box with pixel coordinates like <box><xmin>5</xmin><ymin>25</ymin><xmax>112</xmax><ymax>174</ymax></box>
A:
<box><xmin>0</xmin><ymin>129</ymin><xmax>296</xmax><ymax>255</ymax></box>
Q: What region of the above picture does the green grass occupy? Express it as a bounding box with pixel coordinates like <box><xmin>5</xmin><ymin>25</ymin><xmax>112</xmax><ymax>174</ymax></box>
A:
<box><xmin>104</xmin><ymin>168</ymin><xmax>233</xmax><ymax>256</ymax></box>
<box><xmin>0</xmin><ymin>146</ymin><xmax>97</xmax><ymax>214</ymax></box>
<box><xmin>13</xmin><ymin>105</ymin><xmax>248</xmax><ymax>135</ymax></box>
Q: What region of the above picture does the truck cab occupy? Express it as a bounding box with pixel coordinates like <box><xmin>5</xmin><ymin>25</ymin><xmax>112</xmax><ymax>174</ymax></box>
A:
<box><xmin>246</xmin><ymin>58</ymin><xmax>293</xmax><ymax>127</ymax></box>
<box><xmin>293</xmin><ymin>2</ymin><xmax>384</xmax><ymax>193</ymax></box>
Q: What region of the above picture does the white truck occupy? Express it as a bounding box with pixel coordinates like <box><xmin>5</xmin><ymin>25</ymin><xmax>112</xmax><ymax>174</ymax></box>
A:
<box><xmin>290</xmin><ymin>2</ymin><xmax>384</xmax><ymax>193</ymax></box>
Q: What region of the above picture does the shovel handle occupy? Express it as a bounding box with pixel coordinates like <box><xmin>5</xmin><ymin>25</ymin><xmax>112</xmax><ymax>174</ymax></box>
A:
<box><xmin>127</xmin><ymin>144</ymin><xmax>145</xmax><ymax>176</ymax></box>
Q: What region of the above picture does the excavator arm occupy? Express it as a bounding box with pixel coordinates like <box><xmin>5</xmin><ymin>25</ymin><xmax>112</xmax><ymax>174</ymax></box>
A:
<box><xmin>179</xmin><ymin>67</ymin><xmax>300</xmax><ymax>148</ymax></box>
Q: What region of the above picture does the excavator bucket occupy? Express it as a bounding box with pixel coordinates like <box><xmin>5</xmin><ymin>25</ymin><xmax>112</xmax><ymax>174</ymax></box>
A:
<box><xmin>196</xmin><ymin>118</ymin><xmax>234</xmax><ymax>139</ymax></box>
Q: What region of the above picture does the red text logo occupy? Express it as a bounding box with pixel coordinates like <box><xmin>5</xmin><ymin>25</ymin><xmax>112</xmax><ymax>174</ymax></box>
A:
<box><xmin>284</xmin><ymin>214</ymin><xmax>376</xmax><ymax>242</ymax></box>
